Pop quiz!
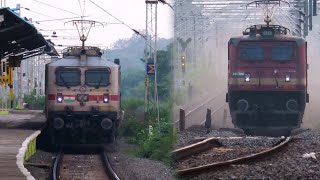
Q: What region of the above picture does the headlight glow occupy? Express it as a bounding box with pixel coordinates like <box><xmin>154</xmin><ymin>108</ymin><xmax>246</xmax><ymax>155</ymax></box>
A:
<box><xmin>57</xmin><ymin>93</ymin><xmax>63</xmax><ymax>103</ymax></box>
<box><xmin>244</xmin><ymin>73</ymin><xmax>250</xmax><ymax>82</ymax></box>
<box><xmin>285</xmin><ymin>74</ymin><xmax>290</xmax><ymax>82</ymax></box>
<box><xmin>103</xmin><ymin>94</ymin><xmax>109</xmax><ymax>103</ymax></box>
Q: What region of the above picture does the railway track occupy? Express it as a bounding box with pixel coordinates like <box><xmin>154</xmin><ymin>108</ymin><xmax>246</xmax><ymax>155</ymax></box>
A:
<box><xmin>174</xmin><ymin>136</ymin><xmax>291</xmax><ymax>177</ymax></box>
<box><xmin>51</xmin><ymin>146</ymin><xmax>120</xmax><ymax>180</ymax></box>
<box><xmin>175</xmin><ymin>91</ymin><xmax>226</xmax><ymax>127</ymax></box>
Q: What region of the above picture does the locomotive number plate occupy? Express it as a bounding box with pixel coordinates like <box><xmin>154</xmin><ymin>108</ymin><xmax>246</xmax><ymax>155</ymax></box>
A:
<box><xmin>232</xmin><ymin>72</ymin><xmax>245</xmax><ymax>77</ymax></box>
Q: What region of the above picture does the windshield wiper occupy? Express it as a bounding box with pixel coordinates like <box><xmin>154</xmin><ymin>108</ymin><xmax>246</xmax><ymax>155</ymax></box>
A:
<box><xmin>60</xmin><ymin>74</ymin><xmax>70</xmax><ymax>89</ymax></box>
<box><xmin>95</xmin><ymin>76</ymin><xmax>103</xmax><ymax>89</ymax></box>
<box><xmin>272</xmin><ymin>71</ymin><xmax>279</xmax><ymax>88</ymax></box>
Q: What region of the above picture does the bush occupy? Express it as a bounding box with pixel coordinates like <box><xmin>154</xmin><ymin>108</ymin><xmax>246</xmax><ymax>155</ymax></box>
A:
<box><xmin>14</xmin><ymin>105</ymin><xmax>24</xmax><ymax>110</ymax></box>
<box><xmin>23</xmin><ymin>90</ymin><xmax>45</xmax><ymax>110</ymax></box>
<box><xmin>135</xmin><ymin>122</ymin><xmax>177</xmax><ymax>165</ymax></box>
<box><xmin>118</xmin><ymin>117</ymin><xmax>149</xmax><ymax>145</ymax></box>
<box><xmin>119</xmin><ymin>99</ymin><xmax>176</xmax><ymax>165</ymax></box>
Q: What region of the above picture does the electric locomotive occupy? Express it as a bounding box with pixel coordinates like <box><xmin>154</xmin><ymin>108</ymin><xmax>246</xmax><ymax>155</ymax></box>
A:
<box><xmin>45</xmin><ymin>46</ymin><xmax>122</xmax><ymax>144</ymax></box>
<box><xmin>226</xmin><ymin>24</ymin><xmax>308</xmax><ymax>135</ymax></box>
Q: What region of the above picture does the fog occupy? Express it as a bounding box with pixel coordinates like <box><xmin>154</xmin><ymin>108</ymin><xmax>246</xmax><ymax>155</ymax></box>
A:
<box><xmin>174</xmin><ymin>23</ymin><xmax>242</xmax><ymax>127</ymax></box>
<box><xmin>302</xmin><ymin>18</ymin><xmax>320</xmax><ymax>128</ymax></box>
<box><xmin>174</xmin><ymin>19</ymin><xmax>320</xmax><ymax>129</ymax></box>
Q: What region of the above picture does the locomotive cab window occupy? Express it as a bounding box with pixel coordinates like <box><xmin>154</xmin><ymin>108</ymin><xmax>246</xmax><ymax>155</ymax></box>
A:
<box><xmin>271</xmin><ymin>45</ymin><xmax>295</xmax><ymax>61</ymax></box>
<box><xmin>56</xmin><ymin>68</ymin><xmax>81</xmax><ymax>87</ymax></box>
<box><xmin>85</xmin><ymin>69</ymin><xmax>111</xmax><ymax>88</ymax></box>
<box><xmin>238</xmin><ymin>44</ymin><xmax>264</xmax><ymax>61</ymax></box>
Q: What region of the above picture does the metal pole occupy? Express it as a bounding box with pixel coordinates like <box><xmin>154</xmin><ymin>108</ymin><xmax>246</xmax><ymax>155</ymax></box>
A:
<box><xmin>309</xmin><ymin>0</ymin><xmax>312</xmax><ymax>31</ymax></box>
<box><xmin>205</xmin><ymin>108</ymin><xmax>212</xmax><ymax>129</ymax></box>
<box><xmin>304</xmin><ymin>0</ymin><xmax>309</xmax><ymax>37</ymax></box>
<box><xmin>9</xmin><ymin>67</ymin><xmax>13</xmax><ymax>108</ymax></box>
<box><xmin>179</xmin><ymin>108</ymin><xmax>185</xmax><ymax>131</ymax></box>
<box><xmin>144</xmin><ymin>2</ymin><xmax>149</xmax><ymax>119</ymax></box>
<box><xmin>193</xmin><ymin>16</ymin><xmax>196</xmax><ymax>65</ymax></box>
<box><xmin>154</xmin><ymin>3</ymin><xmax>160</xmax><ymax>125</ymax></box>
<box><xmin>223</xmin><ymin>109</ymin><xmax>227</xmax><ymax>127</ymax></box>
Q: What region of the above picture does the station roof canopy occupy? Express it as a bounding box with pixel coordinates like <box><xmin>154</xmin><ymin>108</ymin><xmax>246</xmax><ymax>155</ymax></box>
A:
<box><xmin>0</xmin><ymin>7</ymin><xmax>58</xmax><ymax>59</ymax></box>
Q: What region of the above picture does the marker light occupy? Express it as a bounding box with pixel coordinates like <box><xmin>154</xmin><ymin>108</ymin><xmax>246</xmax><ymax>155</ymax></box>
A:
<box><xmin>57</xmin><ymin>93</ymin><xmax>63</xmax><ymax>103</ymax></box>
<box><xmin>285</xmin><ymin>74</ymin><xmax>291</xmax><ymax>82</ymax></box>
<box><xmin>244</xmin><ymin>73</ymin><xmax>250</xmax><ymax>82</ymax></box>
<box><xmin>103</xmin><ymin>94</ymin><xmax>109</xmax><ymax>103</ymax></box>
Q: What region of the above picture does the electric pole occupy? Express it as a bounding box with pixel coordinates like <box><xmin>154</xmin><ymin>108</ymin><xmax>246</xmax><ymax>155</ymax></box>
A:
<box><xmin>145</xmin><ymin>0</ymin><xmax>160</xmax><ymax>124</ymax></box>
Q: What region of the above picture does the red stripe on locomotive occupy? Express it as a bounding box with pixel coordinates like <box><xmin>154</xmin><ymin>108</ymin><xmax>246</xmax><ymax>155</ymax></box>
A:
<box><xmin>47</xmin><ymin>94</ymin><xmax>119</xmax><ymax>101</ymax></box>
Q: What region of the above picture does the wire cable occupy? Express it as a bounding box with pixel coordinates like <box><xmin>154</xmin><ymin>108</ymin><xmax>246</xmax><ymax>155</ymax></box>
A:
<box><xmin>88</xmin><ymin>0</ymin><xmax>146</xmax><ymax>39</ymax></box>
<box><xmin>34</xmin><ymin>22</ymin><xmax>75</xmax><ymax>36</ymax></box>
<box><xmin>31</xmin><ymin>0</ymin><xmax>81</xmax><ymax>16</ymax></box>
<box><xmin>36</xmin><ymin>16</ymin><xmax>86</xmax><ymax>23</ymax></box>
<box><xmin>78</xmin><ymin>0</ymin><xmax>83</xmax><ymax>14</ymax></box>
<box><xmin>21</xmin><ymin>7</ymin><xmax>79</xmax><ymax>37</ymax></box>
<box><xmin>22</xmin><ymin>7</ymin><xmax>57</xmax><ymax>21</ymax></box>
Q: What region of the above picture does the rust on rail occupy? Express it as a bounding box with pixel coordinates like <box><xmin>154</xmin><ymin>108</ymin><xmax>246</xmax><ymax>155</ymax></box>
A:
<box><xmin>176</xmin><ymin>136</ymin><xmax>291</xmax><ymax>175</ymax></box>
<box><xmin>172</xmin><ymin>137</ymin><xmax>222</xmax><ymax>160</ymax></box>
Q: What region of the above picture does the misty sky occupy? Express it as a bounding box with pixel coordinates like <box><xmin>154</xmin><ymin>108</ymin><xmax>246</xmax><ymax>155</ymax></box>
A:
<box><xmin>4</xmin><ymin>0</ymin><xmax>174</xmax><ymax>49</ymax></box>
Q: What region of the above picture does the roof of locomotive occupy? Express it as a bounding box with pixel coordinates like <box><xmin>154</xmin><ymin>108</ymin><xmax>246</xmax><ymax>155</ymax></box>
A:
<box><xmin>47</xmin><ymin>46</ymin><xmax>119</xmax><ymax>68</ymax></box>
<box><xmin>229</xmin><ymin>24</ymin><xmax>305</xmax><ymax>46</ymax></box>
<box><xmin>231</xmin><ymin>33</ymin><xmax>304</xmax><ymax>41</ymax></box>
<box><xmin>48</xmin><ymin>56</ymin><xmax>119</xmax><ymax>67</ymax></box>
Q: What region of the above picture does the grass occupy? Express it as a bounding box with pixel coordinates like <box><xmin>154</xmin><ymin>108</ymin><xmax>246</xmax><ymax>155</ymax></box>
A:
<box><xmin>0</xmin><ymin>111</ymin><xmax>9</xmax><ymax>115</ymax></box>
<box><xmin>119</xmin><ymin>99</ymin><xmax>177</xmax><ymax>165</ymax></box>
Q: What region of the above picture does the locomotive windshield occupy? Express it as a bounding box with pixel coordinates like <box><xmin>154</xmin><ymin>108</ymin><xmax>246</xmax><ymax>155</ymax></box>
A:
<box><xmin>56</xmin><ymin>69</ymin><xmax>81</xmax><ymax>87</ymax></box>
<box><xmin>271</xmin><ymin>45</ymin><xmax>295</xmax><ymax>61</ymax></box>
<box><xmin>239</xmin><ymin>44</ymin><xmax>264</xmax><ymax>61</ymax></box>
<box><xmin>85</xmin><ymin>69</ymin><xmax>110</xmax><ymax>87</ymax></box>
<box><xmin>238</xmin><ymin>42</ymin><xmax>296</xmax><ymax>61</ymax></box>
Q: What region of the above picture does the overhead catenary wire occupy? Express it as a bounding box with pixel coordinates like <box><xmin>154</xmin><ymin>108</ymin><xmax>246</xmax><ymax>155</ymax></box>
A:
<box><xmin>31</xmin><ymin>0</ymin><xmax>81</xmax><ymax>16</ymax></box>
<box><xmin>22</xmin><ymin>7</ymin><xmax>56</xmax><ymax>20</ymax></box>
<box><xmin>34</xmin><ymin>22</ymin><xmax>75</xmax><ymax>36</ymax></box>
<box><xmin>36</xmin><ymin>16</ymin><xmax>88</xmax><ymax>23</ymax></box>
<box><xmin>88</xmin><ymin>0</ymin><xmax>146</xmax><ymax>39</ymax></box>
<box><xmin>78</xmin><ymin>0</ymin><xmax>83</xmax><ymax>14</ymax></box>
<box><xmin>159</xmin><ymin>0</ymin><xmax>174</xmax><ymax>10</ymax></box>
<box><xmin>20</xmin><ymin>7</ymin><xmax>79</xmax><ymax>37</ymax></box>
<box><xmin>39</xmin><ymin>28</ymin><xmax>77</xmax><ymax>31</ymax></box>
<box><xmin>21</xmin><ymin>7</ymin><xmax>71</xmax><ymax>24</ymax></box>
<box><xmin>78</xmin><ymin>0</ymin><xmax>86</xmax><ymax>18</ymax></box>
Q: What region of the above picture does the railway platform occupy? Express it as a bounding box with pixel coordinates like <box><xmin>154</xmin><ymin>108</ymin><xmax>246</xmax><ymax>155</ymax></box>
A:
<box><xmin>0</xmin><ymin>111</ymin><xmax>45</xmax><ymax>180</ymax></box>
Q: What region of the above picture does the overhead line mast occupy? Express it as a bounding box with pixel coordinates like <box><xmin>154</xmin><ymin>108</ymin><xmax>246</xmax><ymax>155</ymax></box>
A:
<box><xmin>145</xmin><ymin>0</ymin><xmax>160</xmax><ymax>124</ymax></box>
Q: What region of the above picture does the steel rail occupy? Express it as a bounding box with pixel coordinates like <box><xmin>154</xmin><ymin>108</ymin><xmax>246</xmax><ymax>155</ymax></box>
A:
<box><xmin>172</xmin><ymin>137</ymin><xmax>222</xmax><ymax>160</ymax></box>
<box><xmin>101</xmin><ymin>149</ymin><xmax>121</xmax><ymax>180</ymax></box>
<box><xmin>51</xmin><ymin>151</ymin><xmax>63</xmax><ymax>180</ymax></box>
<box><xmin>176</xmin><ymin>136</ymin><xmax>291</xmax><ymax>175</ymax></box>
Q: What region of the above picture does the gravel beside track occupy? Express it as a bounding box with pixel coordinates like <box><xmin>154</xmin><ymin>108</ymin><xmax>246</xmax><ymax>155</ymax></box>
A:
<box><xmin>176</xmin><ymin>125</ymin><xmax>239</xmax><ymax>148</ymax></box>
<box><xmin>175</xmin><ymin>147</ymin><xmax>267</xmax><ymax>170</ymax></box>
<box><xmin>107</xmin><ymin>138</ymin><xmax>174</xmax><ymax>180</ymax></box>
<box><xmin>25</xmin><ymin>150</ymin><xmax>53</xmax><ymax>180</ymax></box>
<box><xmin>177</xmin><ymin>126</ymin><xmax>320</xmax><ymax>179</ymax></box>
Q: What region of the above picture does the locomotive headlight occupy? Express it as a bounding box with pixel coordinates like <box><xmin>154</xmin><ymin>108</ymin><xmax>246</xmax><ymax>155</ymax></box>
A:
<box><xmin>103</xmin><ymin>94</ymin><xmax>109</xmax><ymax>103</ymax></box>
<box><xmin>285</xmin><ymin>74</ymin><xmax>291</xmax><ymax>82</ymax></box>
<box><xmin>244</xmin><ymin>73</ymin><xmax>250</xmax><ymax>82</ymax></box>
<box><xmin>57</xmin><ymin>93</ymin><xmax>63</xmax><ymax>103</ymax></box>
